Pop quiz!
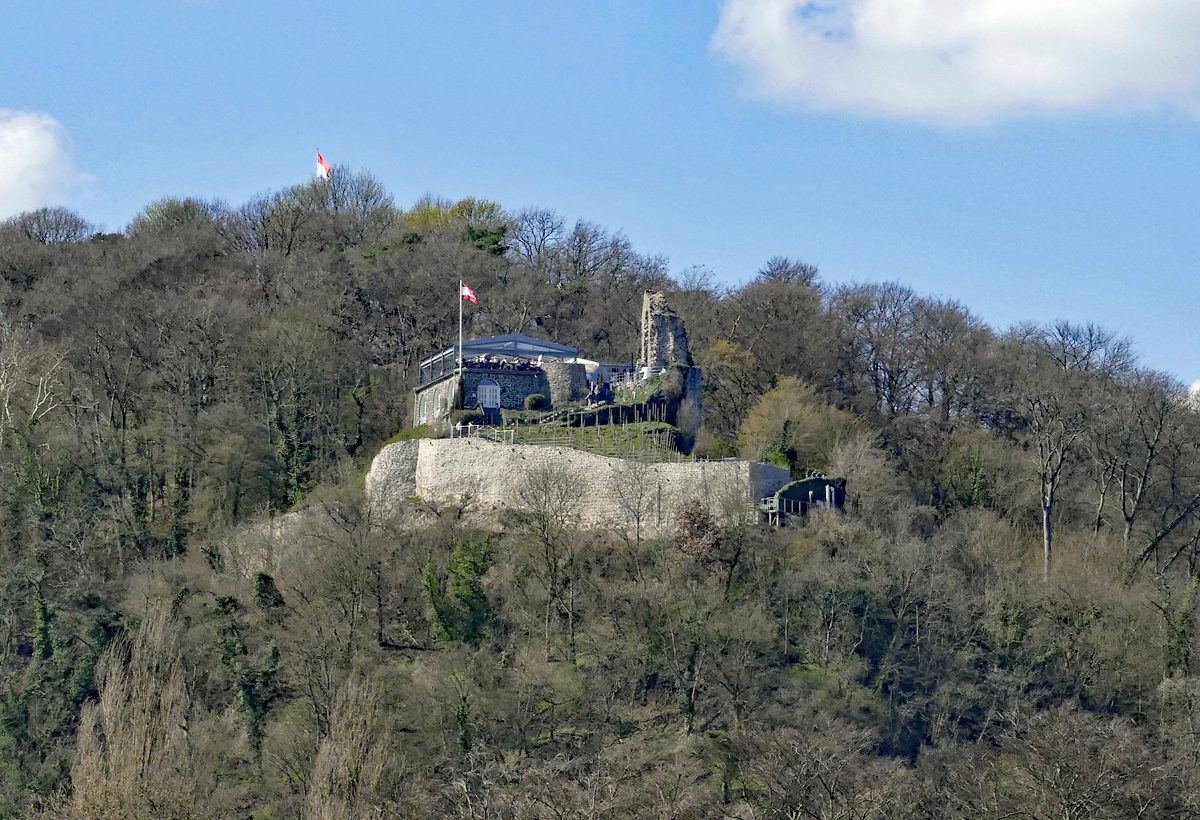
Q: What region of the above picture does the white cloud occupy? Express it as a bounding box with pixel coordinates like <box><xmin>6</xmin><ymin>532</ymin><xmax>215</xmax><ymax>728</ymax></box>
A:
<box><xmin>712</xmin><ymin>0</ymin><xmax>1200</xmax><ymax>124</ymax></box>
<box><xmin>0</xmin><ymin>110</ymin><xmax>88</xmax><ymax>218</ymax></box>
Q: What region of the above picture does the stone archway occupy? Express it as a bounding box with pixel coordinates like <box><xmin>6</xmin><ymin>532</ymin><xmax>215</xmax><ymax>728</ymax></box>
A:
<box><xmin>477</xmin><ymin>378</ymin><xmax>501</xmax><ymax>409</ymax></box>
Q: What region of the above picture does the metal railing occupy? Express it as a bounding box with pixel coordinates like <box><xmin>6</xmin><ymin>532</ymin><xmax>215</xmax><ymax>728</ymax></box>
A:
<box><xmin>760</xmin><ymin>496</ymin><xmax>839</xmax><ymax>526</ymax></box>
<box><xmin>450</xmin><ymin>423</ymin><xmax>515</xmax><ymax>445</ymax></box>
<box><xmin>761</xmin><ymin>497</ymin><xmax>806</xmax><ymax>513</ymax></box>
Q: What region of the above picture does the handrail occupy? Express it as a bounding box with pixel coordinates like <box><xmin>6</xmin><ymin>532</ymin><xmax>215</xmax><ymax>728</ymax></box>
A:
<box><xmin>451</xmin><ymin>423</ymin><xmax>515</xmax><ymax>445</ymax></box>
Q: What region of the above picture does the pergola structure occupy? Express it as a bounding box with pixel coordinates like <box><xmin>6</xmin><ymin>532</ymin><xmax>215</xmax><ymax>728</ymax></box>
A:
<box><xmin>418</xmin><ymin>334</ymin><xmax>579</xmax><ymax>385</ymax></box>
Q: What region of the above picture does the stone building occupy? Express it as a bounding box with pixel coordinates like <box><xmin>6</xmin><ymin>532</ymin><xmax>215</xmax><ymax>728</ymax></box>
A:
<box><xmin>412</xmin><ymin>293</ymin><xmax>703</xmax><ymax>429</ymax></box>
<box><xmin>413</xmin><ymin>334</ymin><xmax>578</xmax><ymax>427</ymax></box>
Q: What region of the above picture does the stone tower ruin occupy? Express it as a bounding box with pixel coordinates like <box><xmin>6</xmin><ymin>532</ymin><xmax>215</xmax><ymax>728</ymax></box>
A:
<box><xmin>638</xmin><ymin>291</ymin><xmax>692</xmax><ymax>369</ymax></box>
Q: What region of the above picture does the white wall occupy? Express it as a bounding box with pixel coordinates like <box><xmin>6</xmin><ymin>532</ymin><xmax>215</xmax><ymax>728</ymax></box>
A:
<box><xmin>366</xmin><ymin>437</ymin><xmax>789</xmax><ymax>533</ymax></box>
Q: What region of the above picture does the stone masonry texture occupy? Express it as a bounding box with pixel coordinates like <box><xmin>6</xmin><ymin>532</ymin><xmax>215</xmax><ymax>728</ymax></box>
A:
<box><xmin>366</xmin><ymin>438</ymin><xmax>790</xmax><ymax>533</ymax></box>
<box><xmin>229</xmin><ymin>440</ymin><xmax>788</xmax><ymax>581</ymax></box>
<box><xmin>639</xmin><ymin>291</ymin><xmax>691</xmax><ymax>369</ymax></box>
<box><xmin>542</xmin><ymin>361</ymin><xmax>589</xmax><ymax>405</ymax></box>
<box><xmin>461</xmin><ymin>369</ymin><xmax>550</xmax><ymax>410</ymax></box>
<box><xmin>413</xmin><ymin>379</ymin><xmax>458</xmax><ymax>426</ymax></box>
<box><xmin>414</xmin><ymin>368</ymin><xmax>554</xmax><ymax>427</ymax></box>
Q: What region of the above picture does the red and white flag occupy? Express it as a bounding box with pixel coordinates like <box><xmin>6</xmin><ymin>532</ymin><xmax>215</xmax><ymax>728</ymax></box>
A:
<box><xmin>316</xmin><ymin>151</ymin><xmax>332</xmax><ymax>180</ymax></box>
<box><xmin>461</xmin><ymin>283</ymin><xmax>478</xmax><ymax>304</ymax></box>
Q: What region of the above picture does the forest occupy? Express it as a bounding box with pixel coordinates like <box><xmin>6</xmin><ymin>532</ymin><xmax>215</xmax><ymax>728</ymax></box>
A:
<box><xmin>2</xmin><ymin>167</ymin><xmax>1200</xmax><ymax>818</ymax></box>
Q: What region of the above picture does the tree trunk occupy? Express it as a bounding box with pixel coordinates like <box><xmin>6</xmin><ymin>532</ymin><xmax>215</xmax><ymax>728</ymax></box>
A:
<box><xmin>567</xmin><ymin>581</ymin><xmax>577</xmax><ymax>664</ymax></box>
<box><xmin>1042</xmin><ymin>502</ymin><xmax>1053</xmax><ymax>579</ymax></box>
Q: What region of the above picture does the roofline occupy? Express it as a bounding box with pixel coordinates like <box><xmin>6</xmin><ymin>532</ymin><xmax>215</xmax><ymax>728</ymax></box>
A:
<box><xmin>419</xmin><ymin>334</ymin><xmax>579</xmax><ymax>369</ymax></box>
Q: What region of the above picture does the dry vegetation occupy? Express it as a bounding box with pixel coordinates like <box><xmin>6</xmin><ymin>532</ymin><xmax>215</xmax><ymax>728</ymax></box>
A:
<box><xmin>1</xmin><ymin>189</ymin><xmax>1200</xmax><ymax>818</ymax></box>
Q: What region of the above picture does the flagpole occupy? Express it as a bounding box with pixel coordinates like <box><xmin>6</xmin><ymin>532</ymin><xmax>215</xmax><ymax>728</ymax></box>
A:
<box><xmin>458</xmin><ymin>280</ymin><xmax>464</xmax><ymax>376</ymax></box>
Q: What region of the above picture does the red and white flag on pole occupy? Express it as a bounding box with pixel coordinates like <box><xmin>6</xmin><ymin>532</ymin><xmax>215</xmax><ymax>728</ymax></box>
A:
<box><xmin>460</xmin><ymin>283</ymin><xmax>478</xmax><ymax>304</ymax></box>
<box><xmin>316</xmin><ymin>151</ymin><xmax>332</xmax><ymax>180</ymax></box>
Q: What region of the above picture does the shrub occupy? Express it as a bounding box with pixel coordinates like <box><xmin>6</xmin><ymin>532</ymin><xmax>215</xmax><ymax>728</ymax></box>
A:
<box><xmin>524</xmin><ymin>393</ymin><xmax>550</xmax><ymax>411</ymax></box>
<box><xmin>384</xmin><ymin>424</ymin><xmax>436</xmax><ymax>444</ymax></box>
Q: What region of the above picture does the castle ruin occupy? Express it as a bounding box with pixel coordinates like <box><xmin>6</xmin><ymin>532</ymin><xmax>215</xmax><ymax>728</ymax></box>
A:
<box><xmin>639</xmin><ymin>291</ymin><xmax>692</xmax><ymax>370</ymax></box>
<box><xmin>413</xmin><ymin>291</ymin><xmax>703</xmax><ymax>430</ymax></box>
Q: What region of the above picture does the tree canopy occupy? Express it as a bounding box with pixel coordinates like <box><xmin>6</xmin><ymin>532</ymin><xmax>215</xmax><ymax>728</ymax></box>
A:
<box><xmin>2</xmin><ymin>174</ymin><xmax>1200</xmax><ymax>819</ymax></box>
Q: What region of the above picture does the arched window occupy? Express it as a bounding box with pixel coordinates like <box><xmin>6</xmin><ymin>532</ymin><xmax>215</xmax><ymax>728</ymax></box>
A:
<box><xmin>434</xmin><ymin>393</ymin><xmax>443</xmax><ymax>416</ymax></box>
<box><xmin>477</xmin><ymin>378</ymin><xmax>501</xmax><ymax>409</ymax></box>
<box><xmin>419</xmin><ymin>398</ymin><xmax>428</xmax><ymax>424</ymax></box>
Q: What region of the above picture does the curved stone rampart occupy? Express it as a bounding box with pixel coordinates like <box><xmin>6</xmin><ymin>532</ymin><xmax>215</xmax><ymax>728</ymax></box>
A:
<box><xmin>366</xmin><ymin>438</ymin><xmax>789</xmax><ymax>534</ymax></box>
<box><xmin>225</xmin><ymin>438</ymin><xmax>788</xmax><ymax>582</ymax></box>
<box><xmin>542</xmin><ymin>362</ymin><xmax>588</xmax><ymax>405</ymax></box>
<box><xmin>364</xmin><ymin>438</ymin><xmax>420</xmax><ymax>512</ymax></box>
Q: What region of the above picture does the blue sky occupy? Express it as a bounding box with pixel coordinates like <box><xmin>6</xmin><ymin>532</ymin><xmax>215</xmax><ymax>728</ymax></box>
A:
<box><xmin>3</xmin><ymin>0</ymin><xmax>1198</xmax><ymax>386</ymax></box>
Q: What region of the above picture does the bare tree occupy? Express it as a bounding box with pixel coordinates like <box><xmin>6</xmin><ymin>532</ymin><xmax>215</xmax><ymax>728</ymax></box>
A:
<box><xmin>990</xmin><ymin>705</ymin><xmax>1175</xmax><ymax>820</ymax></box>
<box><xmin>829</xmin><ymin>282</ymin><xmax>922</xmax><ymax>421</ymax></box>
<box><xmin>126</xmin><ymin>197</ymin><xmax>229</xmax><ymax>241</ymax></box>
<box><xmin>1088</xmin><ymin>370</ymin><xmax>1187</xmax><ymax>552</ymax></box>
<box><xmin>304</xmin><ymin>672</ymin><xmax>392</xmax><ymax>820</ymax></box>
<box><xmin>911</xmin><ymin>297</ymin><xmax>991</xmax><ymax>426</ymax></box>
<box><xmin>740</xmin><ymin>719</ymin><xmax>906</xmax><ymax>820</ymax></box>
<box><xmin>756</xmin><ymin>256</ymin><xmax>819</xmax><ymax>286</ymax></box>
<box><xmin>44</xmin><ymin>601</ymin><xmax>199</xmax><ymax>820</ymax></box>
<box><xmin>3</xmin><ymin>206</ymin><xmax>94</xmax><ymax>244</ymax></box>
<box><xmin>610</xmin><ymin>458</ymin><xmax>656</xmax><ymax>553</ymax></box>
<box><xmin>511</xmin><ymin>207</ymin><xmax>565</xmax><ymax>267</ymax></box>
<box><xmin>726</xmin><ymin>274</ymin><xmax>826</xmax><ymax>392</ymax></box>
<box><xmin>318</xmin><ymin>165</ymin><xmax>399</xmax><ymax>246</ymax></box>
<box><xmin>517</xmin><ymin>458</ymin><xmax>584</xmax><ymax>660</ymax></box>
<box><xmin>517</xmin><ymin>458</ymin><xmax>582</xmax><ymax>549</ymax></box>
<box><xmin>1132</xmin><ymin>417</ymin><xmax>1200</xmax><ymax>575</ymax></box>
<box><xmin>1008</xmin><ymin>322</ymin><xmax>1133</xmax><ymax>577</ymax></box>
<box><xmin>0</xmin><ymin>328</ymin><xmax>64</xmax><ymax>449</ymax></box>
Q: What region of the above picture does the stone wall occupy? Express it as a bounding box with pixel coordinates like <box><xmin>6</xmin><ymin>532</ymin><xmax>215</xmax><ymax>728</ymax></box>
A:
<box><xmin>461</xmin><ymin>369</ymin><xmax>549</xmax><ymax>410</ymax></box>
<box><xmin>413</xmin><ymin>378</ymin><xmax>459</xmax><ymax>427</ymax></box>
<box><xmin>365</xmin><ymin>438</ymin><xmax>420</xmax><ymax>511</ymax></box>
<box><xmin>683</xmin><ymin>366</ymin><xmax>702</xmax><ymax>406</ymax></box>
<box><xmin>639</xmin><ymin>291</ymin><xmax>691</xmax><ymax>369</ymax></box>
<box><xmin>226</xmin><ymin>439</ymin><xmax>788</xmax><ymax>583</ymax></box>
<box><xmin>542</xmin><ymin>361</ymin><xmax>588</xmax><ymax>405</ymax></box>
<box><xmin>366</xmin><ymin>438</ymin><xmax>790</xmax><ymax>533</ymax></box>
<box><xmin>414</xmin><ymin>368</ymin><xmax>554</xmax><ymax>427</ymax></box>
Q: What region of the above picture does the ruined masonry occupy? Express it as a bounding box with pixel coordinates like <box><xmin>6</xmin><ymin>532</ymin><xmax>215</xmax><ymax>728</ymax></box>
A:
<box><xmin>229</xmin><ymin>441</ymin><xmax>789</xmax><ymax>579</ymax></box>
<box><xmin>639</xmin><ymin>291</ymin><xmax>692</xmax><ymax>369</ymax></box>
<box><xmin>365</xmin><ymin>437</ymin><xmax>790</xmax><ymax>531</ymax></box>
<box><xmin>639</xmin><ymin>291</ymin><xmax>702</xmax><ymax>418</ymax></box>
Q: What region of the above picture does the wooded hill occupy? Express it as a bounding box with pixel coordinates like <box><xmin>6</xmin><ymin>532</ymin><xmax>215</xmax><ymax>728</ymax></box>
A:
<box><xmin>2</xmin><ymin>171</ymin><xmax>1200</xmax><ymax>819</ymax></box>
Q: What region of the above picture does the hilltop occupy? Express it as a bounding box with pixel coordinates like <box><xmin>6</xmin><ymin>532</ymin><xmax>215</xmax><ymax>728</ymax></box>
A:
<box><xmin>1</xmin><ymin>185</ymin><xmax>1200</xmax><ymax>818</ymax></box>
